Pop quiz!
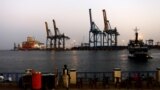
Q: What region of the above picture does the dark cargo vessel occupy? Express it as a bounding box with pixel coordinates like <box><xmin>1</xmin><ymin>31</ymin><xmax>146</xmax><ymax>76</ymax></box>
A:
<box><xmin>128</xmin><ymin>28</ymin><xmax>151</xmax><ymax>60</ymax></box>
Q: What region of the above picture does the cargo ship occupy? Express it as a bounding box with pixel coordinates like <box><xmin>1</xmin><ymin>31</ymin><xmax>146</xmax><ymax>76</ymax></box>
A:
<box><xmin>128</xmin><ymin>28</ymin><xmax>151</xmax><ymax>60</ymax></box>
<box><xmin>18</xmin><ymin>36</ymin><xmax>45</xmax><ymax>50</ymax></box>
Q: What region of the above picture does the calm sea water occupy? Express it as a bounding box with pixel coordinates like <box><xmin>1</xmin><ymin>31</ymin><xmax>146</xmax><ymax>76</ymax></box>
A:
<box><xmin>0</xmin><ymin>49</ymin><xmax>160</xmax><ymax>73</ymax></box>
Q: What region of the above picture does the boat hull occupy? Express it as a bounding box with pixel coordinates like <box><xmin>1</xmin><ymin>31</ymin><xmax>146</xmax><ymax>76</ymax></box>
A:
<box><xmin>128</xmin><ymin>53</ymin><xmax>152</xmax><ymax>60</ymax></box>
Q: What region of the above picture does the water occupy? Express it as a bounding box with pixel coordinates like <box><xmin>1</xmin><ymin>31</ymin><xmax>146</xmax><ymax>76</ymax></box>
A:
<box><xmin>0</xmin><ymin>49</ymin><xmax>160</xmax><ymax>73</ymax></box>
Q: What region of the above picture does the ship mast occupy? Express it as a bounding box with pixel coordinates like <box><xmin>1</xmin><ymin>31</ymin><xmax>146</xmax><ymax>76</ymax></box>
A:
<box><xmin>135</xmin><ymin>27</ymin><xmax>139</xmax><ymax>44</ymax></box>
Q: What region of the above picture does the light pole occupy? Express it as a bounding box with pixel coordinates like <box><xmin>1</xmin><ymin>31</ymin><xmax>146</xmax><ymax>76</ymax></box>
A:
<box><xmin>73</xmin><ymin>40</ymin><xmax>76</xmax><ymax>47</ymax></box>
<box><xmin>122</xmin><ymin>40</ymin><xmax>125</xmax><ymax>46</ymax></box>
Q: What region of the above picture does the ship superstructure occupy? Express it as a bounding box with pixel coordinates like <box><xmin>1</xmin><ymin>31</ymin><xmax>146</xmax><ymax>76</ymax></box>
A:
<box><xmin>19</xmin><ymin>36</ymin><xmax>45</xmax><ymax>50</ymax></box>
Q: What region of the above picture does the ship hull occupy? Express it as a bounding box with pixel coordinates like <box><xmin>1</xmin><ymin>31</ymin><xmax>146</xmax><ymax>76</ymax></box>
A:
<box><xmin>128</xmin><ymin>53</ymin><xmax>152</xmax><ymax>60</ymax></box>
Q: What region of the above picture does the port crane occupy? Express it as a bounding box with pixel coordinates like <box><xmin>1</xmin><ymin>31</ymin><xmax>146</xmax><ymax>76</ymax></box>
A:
<box><xmin>52</xmin><ymin>19</ymin><xmax>70</xmax><ymax>49</ymax></box>
<box><xmin>102</xmin><ymin>9</ymin><xmax>119</xmax><ymax>46</ymax></box>
<box><xmin>89</xmin><ymin>9</ymin><xmax>103</xmax><ymax>48</ymax></box>
<box><xmin>45</xmin><ymin>22</ymin><xmax>54</xmax><ymax>49</ymax></box>
<box><xmin>45</xmin><ymin>19</ymin><xmax>70</xmax><ymax>50</ymax></box>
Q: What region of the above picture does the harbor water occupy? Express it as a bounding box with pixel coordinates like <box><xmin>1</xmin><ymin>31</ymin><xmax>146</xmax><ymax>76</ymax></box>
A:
<box><xmin>0</xmin><ymin>49</ymin><xmax>160</xmax><ymax>73</ymax></box>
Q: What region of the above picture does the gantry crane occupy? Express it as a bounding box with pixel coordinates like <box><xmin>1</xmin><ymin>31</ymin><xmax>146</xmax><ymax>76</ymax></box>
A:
<box><xmin>102</xmin><ymin>9</ymin><xmax>119</xmax><ymax>46</ymax></box>
<box><xmin>53</xmin><ymin>19</ymin><xmax>58</xmax><ymax>49</ymax></box>
<box><xmin>45</xmin><ymin>19</ymin><xmax>70</xmax><ymax>50</ymax></box>
<box><xmin>52</xmin><ymin>19</ymin><xmax>70</xmax><ymax>49</ymax></box>
<box><xmin>45</xmin><ymin>22</ymin><xmax>54</xmax><ymax>49</ymax></box>
<box><xmin>89</xmin><ymin>9</ymin><xmax>103</xmax><ymax>48</ymax></box>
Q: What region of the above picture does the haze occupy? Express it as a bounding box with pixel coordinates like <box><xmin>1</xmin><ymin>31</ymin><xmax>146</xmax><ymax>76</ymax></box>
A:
<box><xmin>1</xmin><ymin>0</ymin><xmax>160</xmax><ymax>50</ymax></box>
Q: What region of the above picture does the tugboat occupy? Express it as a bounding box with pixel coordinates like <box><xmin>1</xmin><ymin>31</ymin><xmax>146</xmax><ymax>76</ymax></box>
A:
<box><xmin>128</xmin><ymin>27</ymin><xmax>151</xmax><ymax>60</ymax></box>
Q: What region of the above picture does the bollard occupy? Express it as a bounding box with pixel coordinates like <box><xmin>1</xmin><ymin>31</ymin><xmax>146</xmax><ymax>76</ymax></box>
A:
<box><xmin>156</xmin><ymin>68</ymin><xmax>160</xmax><ymax>82</ymax></box>
<box><xmin>70</xmin><ymin>69</ymin><xmax>77</xmax><ymax>84</ymax></box>
<box><xmin>32</xmin><ymin>72</ymin><xmax>42</xmax><ymax>90</ymax></box>
<box><xmin>113</xmin><ymin>68</ymin><xmax>121</xmax><ymax>83</ymax></box>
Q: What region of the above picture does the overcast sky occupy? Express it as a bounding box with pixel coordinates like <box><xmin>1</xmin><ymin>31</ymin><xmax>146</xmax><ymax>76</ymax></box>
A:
<box><xmin>1</xmin><ymin>0</ymin><xmax>160</xmax><ymax>50</ymax></box>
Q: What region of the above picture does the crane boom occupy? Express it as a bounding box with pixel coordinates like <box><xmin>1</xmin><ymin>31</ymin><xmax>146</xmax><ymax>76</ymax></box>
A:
<box><xmin>53</xmin><ymin>19</ymin><xmax>58</xmax><ymax>36</ymax></box>
<box><xmin>89</xmin><ymin>9</ymin><xmax>93</xmax><ymax>30</ymax></box>
<box><xmin>45</xmin><ymin>22</ymin><xmax>49</xmax><ymax>37</ymax></box>
<box><xmin>102</xmin><ymin>9</ymin><xmax>109</xmax><ymax>32</ymax></box>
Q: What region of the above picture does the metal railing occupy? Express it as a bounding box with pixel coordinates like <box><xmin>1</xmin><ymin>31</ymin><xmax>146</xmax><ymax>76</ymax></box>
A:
<box><xmin>122</xmin><ymin>71</ymin><xmax>156</xmax><ymax>80</ymax></box>
<box><xmin>0</xmin><ymin>71</ymin><xmax>157</xmax><ymax>83</ymax></box>
<box><xmin>0</xmin><ymin>72</ymin><xmax>24</xmax><ymax>82</ymax></box>
<box><xmin>76</xmin><ymin>71</ymin><xmax>156</xmax><ymax>82</ymax></box>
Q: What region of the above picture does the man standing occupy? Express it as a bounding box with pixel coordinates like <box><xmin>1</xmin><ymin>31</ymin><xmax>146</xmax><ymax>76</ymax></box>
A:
<box><xmin>62</xmin><ymin>64</ymin><xmax>70</xmax><ymax>90</ymax></box>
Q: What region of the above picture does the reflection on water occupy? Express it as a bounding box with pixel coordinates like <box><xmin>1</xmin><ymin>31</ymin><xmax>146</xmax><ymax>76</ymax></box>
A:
<box><xmin>0</xmin><ymin>49</ymin><xmax>160</xmax><ymax>72</ymax></box>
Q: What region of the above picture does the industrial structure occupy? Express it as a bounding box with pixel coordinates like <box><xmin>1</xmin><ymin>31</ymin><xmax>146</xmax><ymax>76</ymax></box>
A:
<box><xmin>45</xmin><ymin>19</ymin><xmax>70</xmax><ymax>50</ymax></box>
<box><xmin>89</xmin><ymin>9</ymin><xmax>119</xmax><ymax>49</ymax></box>
<box><xmin>89</xmin><ymin>9</ymin><xmax>103</xmax><ymax>48</ymax></box>
<box><xmin>12</xmin><ymin>9</ymin><xmax>160</xmax><ymax>51</ymax></box>
<box><xmin>156</xmin><ymin>42</ymin><xmax>160</xmax><ymax>46</ymax></box>
<box><xmin>102</xmin><ymin>9</ymin><xmax>119</xmax><ymax>47</ymax></box>
<box><xmin>146</xmin><ymin>39</ymin><xmax>154</xmax><ymax>46</ymax></box>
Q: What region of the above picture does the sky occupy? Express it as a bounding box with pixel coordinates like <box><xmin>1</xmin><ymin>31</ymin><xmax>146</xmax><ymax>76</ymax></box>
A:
<box><xmin>1</xmin><ymin>0</ymin><xmax>160</xmax><ymax>50</ymax></box>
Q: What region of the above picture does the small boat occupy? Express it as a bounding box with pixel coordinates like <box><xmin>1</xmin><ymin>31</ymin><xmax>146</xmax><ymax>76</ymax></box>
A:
<box><xmin>128</xmin><ymin>27</ymin><xmax>152</xmax><ymax>60</ymax></box>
